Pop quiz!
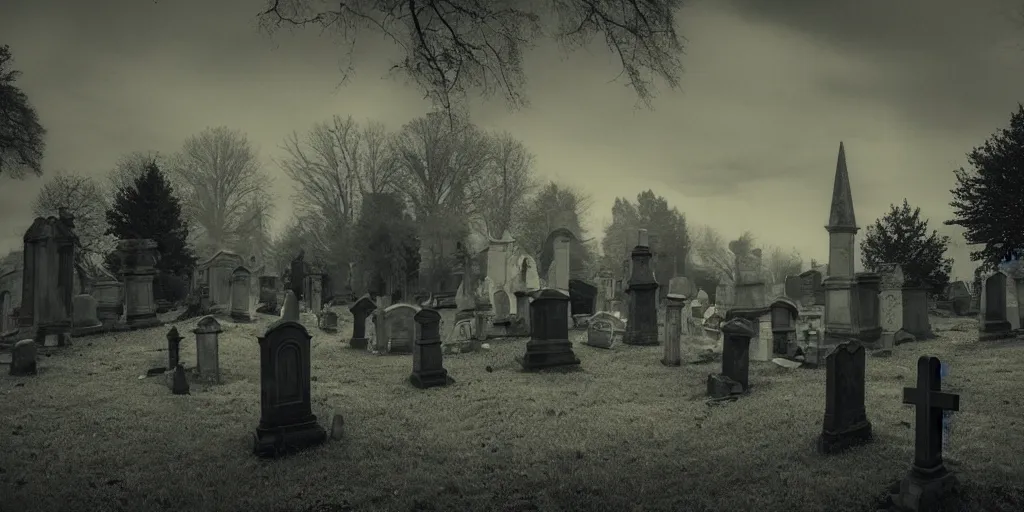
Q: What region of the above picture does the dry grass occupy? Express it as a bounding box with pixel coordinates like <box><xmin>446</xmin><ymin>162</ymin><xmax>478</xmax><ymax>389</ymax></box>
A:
<box><xmin>1</xmin><ymin>311</ymin><xmax>1023</xmax><ymax>512</ymax></box>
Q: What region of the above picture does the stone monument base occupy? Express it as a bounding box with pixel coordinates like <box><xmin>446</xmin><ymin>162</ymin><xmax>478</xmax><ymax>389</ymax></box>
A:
<box><xmin>817</xmin><ymin>419</ymin><xmax>873</xmax><ymax>454</ymax></box>
<box><xmin>253</xmin><ymin>419</ymin><xmax>327</xmax><ymax>459</ymax></box>
<box><xmin>979</xmin><ymin>320</ymin><xmax>1014</xmax><ymax>341</ymax></box>
<box><xmin>349</xmin><ymin>336</ymin><xmax>368</xmax><ymax>350</ymax></box>
<box><xmin>126</xmin><ymin>314</ymin><xmax>164</xmax><ymax>330</ymax></box>
<box><xmin>71</xmin><ymin>322</ymin><xmax>106</xmax><ymax>337</ymax></box>
<box><xmin>410</xmin><ymin>369</ymin><xmax>454</xmax><ymax>389</ymax></box>
<box><xmin>623</xmin><ymin>330</ymin><xmax>658</xmax><ymax>346</ymax></box>
<box><xmin>889</xmin><ymin>465</ymin><xmax>960</xmax><ymax>512</ymax></box>
<box><xmin>519</xmin><ymin>340</ymin><xmax>581</xmax><ymax>371</ymax></box>
<box><xmin>34</xmin><ymin>325</ymin><xmax>72</xmax><ymax>347</ymax></box>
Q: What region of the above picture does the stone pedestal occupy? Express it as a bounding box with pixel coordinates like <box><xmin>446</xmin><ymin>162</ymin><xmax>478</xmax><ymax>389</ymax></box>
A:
<box><xmin>520</xmin><ymin>289</ymin><xmax>580</xmax><ymax>371</ymax></box>
<box><xmin>624</xmin><ymin>230</ymin><xmax>659</xmax><ymax>346</ymax></box>
<box><xmin>410</xmin><ymin>308</ymin><xmax>452</xmax><ymax>388</ymax></box>
<box><xmin>662</xmin><ymin>296</ymin><xmax>686</xmax><ymax>366</ymax></box>
<box><xmin>119</xmin><ymin>239</ymin><xmax>162</xmax><ymax>330</ymax></box>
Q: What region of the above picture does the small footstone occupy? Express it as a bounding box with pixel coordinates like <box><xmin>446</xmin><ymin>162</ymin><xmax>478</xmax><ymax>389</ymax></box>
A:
<box><xmin>706</xmin><ymin>373</ymin><xmax>743</xmax><ymax>399</ymax></box>
<box><xmin>171</xmin><ymin>364</ymin><xmax>190</xmax><ymax>395</ymax></box>
<box><xmin>10</xmin><ymin>339</ymin><xmax>37</xmax><ymax>376</ymax></box>
<box><xmin>330</xmin><ymin>413</ymin><xmax>344</xmax><ymax>441</ymax></box>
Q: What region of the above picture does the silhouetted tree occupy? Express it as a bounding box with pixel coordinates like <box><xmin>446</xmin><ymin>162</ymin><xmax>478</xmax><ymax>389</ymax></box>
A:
<box><xmin>946</xmin><ymin>104</ymin><xmax>1024</xmax><ymax>271</ymax></box>
<box><xmin>105</xmin><ymin>162</ymin><xmax>197</xmax><ymax>300</ymax></box>
<box><xmin>353</xmin><ymin>192</ymin><xmax>421</xmax><ymax>298</ymax></box>
<box><xmin>0</xmin><ymin>45</ymin><xmax>46</xmax><ymax>179</ymax></box>
<box><xmin>864</xmin><ymin>199</ymin><xmax>952</xmax><ymax>294</ymax></box>
<box><xmin>257</xmin><ymin>0</ymin><xmax>685</xmax><ymax>118</ymax></box>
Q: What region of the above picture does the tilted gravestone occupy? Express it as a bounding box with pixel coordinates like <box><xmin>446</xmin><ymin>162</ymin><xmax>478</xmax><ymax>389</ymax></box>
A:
<box><xmin>817</xmin><ymin>340</ymin><xmax>873</xmax><ymax>454</ymax></box>
<box><xmin>887</xmin><ymin>355</ymin><xmax>961</xmax><ymax>511</ymax></box>
<box><xmin>193</xmin><ymin>315</ymin><xmax>222</xmax><ymax>384</ymax></box>
<box><xmin>409</xmin><ymin>308</ymin><xmax>452</xmax><ymax>388</ymax></box>
<box><xmin>253</xmin><ymin>319</ymin><xmax>326</xmax><ymax>458</ymax></box>
<box><xmin>585</xmin><ymin>311</ymin><xmax>624</xmax><ymax>349</ymax></box>
<box><xmin>348</xmin><ymin>295</ymin><xmax>377</xmax><ymax>349</ymax></box>
<box><xmin>707</xmin><ymin>317</ymin><xmax>756</xmax><ymax>398</ymax></box>
<box><xmin>520</xmin><ymin>288</ymin><xmax>581</xmax><ymax>371</ymax></box>
<box><xmin>624</xmin><ymin>229</ymin><xmax>659</xmax><ymax>346</ymax></box>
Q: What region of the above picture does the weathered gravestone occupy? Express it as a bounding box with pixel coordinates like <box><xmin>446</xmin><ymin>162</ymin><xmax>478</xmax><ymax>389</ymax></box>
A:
<box><xmin>624</xmin><ymin>229</ymin><xmax>659</xmax><ymax>346</ymax></box>
<box><xmin>707</xmin><ymin>317</ymin><xmax>755</xmax><ymax>398</ymax></box>
<box><xmin>20</xmin><ymin>211</ymin><xmax>76</xmax><ymax>347</ymax></box>
<box><xmin>799</xmin><ymin>269</ymin><xmax>824</xmax><ymax>307</ymax></box>
<box><xmin>585</xmin><ymin>311</ymin><xmax>625</xmax><ymax>349</ymax></box>
<box><xmin>171</xmin><ymin>363</ymin><xmax>190</xmax><ymax>395</ymax></box>
<box><xmin>71</xmin><ymin>294</ymin><xmax>105</xmax><ymax>336</ymax></box>
<box><xmin>380</xmin><ymin>303</ymin><xmax>419</xmax><ymax>354</ymax></box>
<box><xmin>118</xmin><ymin>238</ymin><xmax>162</xmax><ymax>330</ymax></box>
<box><xmin>784</xmin><ymin>275</ymin><xmax>802</xmax><ymax>301</ymax></box>
<box><xmin>520</xmin><ymin>288</ymin><xmax>581</xmax><ymax>371</ymax></box>
<box><xmin>979</xmin><ymin>272</ymin><xmax>1012</xmax><ymax>340</ymax></box>
<box><xmin>319</xmin><ymin>310</ymin><xmax>338</xmax><ymax>333</ymax></box>
<box><xmin>769</xmin><ymin>298</ymin><xmax>799</xmax><ymax>356</ymax></box>
<box><xmin>817</xmin><ymin>340</ymin><xmax>872</xmax><ymax>454</ymax></box>
<box><xmin>410</xmin><ymin>308</ymin><xmax>453</xmax><ymax>388</ymax></box>
<box><xmin>193</xmin><ymin>315</ymin><xmax>222</xmax><ymax>384</ymax></box>
<box><xmin>1006</xmin><ymin>270</ymin><xmax>1021</xmax><ymax>330</ymax></box>
<box><xmin>253</xmin><ymin>319</ymin><xmax>326</xmax><ymax>458</ymax></box>
<box><xmin>889</xmin><ymin>356</ymin><xmax>961</xmax><ymax>512</ymax></box>
<box><xmin>280</xmin><ymin>290</ymin><xmax>299</xmax><ymax>322</ymax></box>
<box><xmin>348</xmin><ymin>295</ymin><xmax>376</xmax><ymax>349</ymax></box>
<box><xmin>878</xmin><ymin>263</ymin><xmax>906</xmax><ymax>350</ymax></box>
<box><xmin>166</xmin><ymin>326</ymin><xmax>183</xmax><ymax>370</ymax></box>
<box><xmin>662</xmin><ymin>277</ymin><xmax>691</xmax><ymax>366</ymax></box>
<box><xmin>9</xmin><ymin>339</ymin><xmax>37</xmax><ymax>376</ymax></box>
<box><xmin>229</xmin><ymin>266</ymin><xmax>252</xmax><ymax>323</ymax></box>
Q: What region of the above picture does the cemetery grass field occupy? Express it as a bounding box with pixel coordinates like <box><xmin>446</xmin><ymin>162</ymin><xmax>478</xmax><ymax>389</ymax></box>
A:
<box><xmin>2</xmin><ymin>313</ymin><xmax>1024</xmax><ymax>512</ymax></box>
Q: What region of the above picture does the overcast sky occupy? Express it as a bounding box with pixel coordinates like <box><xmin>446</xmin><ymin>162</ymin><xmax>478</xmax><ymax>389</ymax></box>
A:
<box><xmin>3</xmin><ymin>0</ymin><xmax>1023</xmax><ymax>280</ymax></box>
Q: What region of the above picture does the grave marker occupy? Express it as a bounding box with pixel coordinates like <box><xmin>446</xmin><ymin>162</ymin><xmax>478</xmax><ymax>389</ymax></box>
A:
<box><xmin>889</xmin><ymin>356</ymin><xmax>961</xmax><ymax>512</ymax></box>
<box><xmin>410</xmin><ymin>308</ymin><xmax>452</xmax><ymax>388</ymax></box>
<box><xmin>817</xmin><ymin>340</ymin><xmax>873</xmax><ymax>454</ymax></box>
<box><xmin>166</xmin><ymin>326</ymin><xmax>183</xmax><ymax>370</ymax></box>
<box><xmin>348</xmin><ymin>295</ymin><xmax>376</xmax><ymax>349</ymax></box>
<box><xmin>706</xmin><ymin>317</ymin><xmax>756</xmax><ymax>398</ymax></box>
<box><xmin>253</xmin><ymin>319</ymin><xmax>326</xmax><ymax>458</ymax></box>
<box><xmin>520</xmin><ymin>288</ymin><xmax>581</xmax><ymax>371</ymax></box>
<box><xmin>193</xmin><ymin>315</ymin><xmax>222</xmax><ymax>384</ymax></box>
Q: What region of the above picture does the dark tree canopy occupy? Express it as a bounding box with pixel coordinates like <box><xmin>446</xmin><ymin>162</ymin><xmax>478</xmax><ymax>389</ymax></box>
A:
<box><xmin>946</xmin><ymin>104</ymin><xmax>1024</xmax><ymax>271</ymax></box>
<box><xmin>105</xmin><ymin>162</ymin><xmax>197</xmax><ymax>278</ymax></box>
<box><xmin>353</xmin><ymin>191</ymin><xmax>421</xmax><ymax>298</ymax></box>
<box><xmin>258</xmin><ymin>0</ymin><xmax>685</xmax><ymax>116</ymax></box>
<box><xmin>0</xmin><ymin>45</ymin><xmax>46</xmax><ymax>179</ymax></box>
<box><xmin>863</xmin><ymin>199</ymin><xmax>952</xmax><ymax>294</ymax></box>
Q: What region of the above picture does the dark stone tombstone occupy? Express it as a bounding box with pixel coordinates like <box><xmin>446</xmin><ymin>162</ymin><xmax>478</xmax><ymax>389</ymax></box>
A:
<box><xmin>320</xmin><ymin>311</ymin><xmax>339</xmax><ymax>333</ymax></box>
<box><xmin>253</xmin><ymin>319</ymin><xmax>326</xmax><ymax>458</ymax></box>
<box><xmin>707</xmin><ymin>317</ymin><xmax>755</xmax><ymax>398</ymax></box>
<box><xmin>171</xmin><ymin>363</ymin><xmax>190</xmax><ymax>395</ymax></box>
<box><xmin>980</xmin><ymin>272</ymin><xmax>1012</xmax><ymax>340</ymax></box>
<box><xmin>889</xmin><ymin>355</ymin><xmax>961</xmax><ymax>511</ymax></box>
<box><xmin>769</xmin><ymin>299</ymin><xmax>799</xmax><ymax>356</ymax></box>
<box><xmin>166</xmin><ymin>326</ymin><xmax>183</xmax><ymax>370</ymax></box>
<box><xmin>409</xmin><ymin>308</ymin><xmax>453</xmax><ymax>388</ymax></box>
<box><xmin>818</xmin><ymin>341</ymin><xmax>873</xmax><ymax>454</ymax></box>
<box><xmin>624</xmin><ymin>230</ymin><xmax>659</xmax><ymax>346</ymax></box>
<box><xmin>784</xmin><ymin>275</ymin><xmax>802</xmax><ymax>301</ymax></box>
<box><xmin>520</xmin><ymin>288</ymin><xmax>581</xmax><ymax>371</ymax></box>
<box><xmin>348</xmin><ymin>295</ymin><xmax>377</xmax><ymax>349</ymax></box>
<box><xmin>800</xmin><ymin>269</ymin><xmax>824</xmax><ymax>306</ymax></box>
<box><xmin>9</xmin><ymin>339</ymin><xmax>37</xmax><ymax>376</ymax></box>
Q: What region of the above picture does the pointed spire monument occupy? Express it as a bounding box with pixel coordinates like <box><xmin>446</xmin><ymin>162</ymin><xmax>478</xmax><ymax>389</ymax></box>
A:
<box><xmin>821</xmin><ymin>142</ymin><xmax>882</xmax><ymax>351</ymax></box>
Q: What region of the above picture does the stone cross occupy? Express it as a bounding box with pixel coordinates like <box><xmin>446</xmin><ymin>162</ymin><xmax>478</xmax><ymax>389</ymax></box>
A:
<box><xmin>890</xmin><ymin>356</ymin><xmax>962</xmax><ymax>512</ymax></box>
<box><xmin>166</xmin><ymin>326</ymin><xmax>183</xmax><ymax>370</ymax></box>
<box><xmin>903</xmin><ymin>356</ymin><xmax>960</xmax><ymax>471</ymax></box>
<box><xmin>410</xmin><ymin>308</ymin><xmax>452</xmax><ymax>388</ymax></box>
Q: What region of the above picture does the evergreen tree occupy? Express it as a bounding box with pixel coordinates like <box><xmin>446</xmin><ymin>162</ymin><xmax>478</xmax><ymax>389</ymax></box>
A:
<box><xmin>104</xmin><ymin>161</ymin><xmax>197</xmax><ymax>285</ymax></box>
<box><xmin>353</xmin><ymin>192</ymin><xmax>421</xmax><ymax>299</ymax></box>
<box><xmin>862</xmin><ymin>199</ymin><xmax>952</xmax><ymax>294</ymax></box>
<box><xmin>946</xmin><ymin>104</ymin><xmax>1024</xmax><ymax>271</ymax></box>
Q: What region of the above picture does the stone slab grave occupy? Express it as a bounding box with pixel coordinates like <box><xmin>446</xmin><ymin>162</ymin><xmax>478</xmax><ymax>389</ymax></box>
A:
<box><xmin>979</xmin><ymin>272</ymin><xmax>1013</xmax><ymax>340</ymax></box>
<box><xmin>347</xmin><ymin>295</ymin><xmax>376</xmax><ymax>349</ymax></box>
<box><xmin>884</xmin><ymin>355</ymin><xmax>962</xmax><ymax>512</ymax></box>
<box><xmin>519</xmin><ymin>288</ymin><xmax>581</xmax><ymax>371</ymax></box>
<box><xmin>71</xmin><ymin>293</ymin><xmax>105</xmax><ymax>337</ymax></box>
<box><xmin>817</xmin><ymin>340</ymin><xmax>873</xmax><ymax>454</ymax></box>
<box><xmin>706</xmin><ymin>317</ymin><xmax>756</xmax><ymax>399</ymax></box>
<box><xmin>409</xmin><ymin>308</ymin><xmax>453</xmax><ymax>389</ymax></box>
<box><xmin>624</xmin><ymin>229</ymin><xmax>659</xmax><ymax>346</ymax></box>
<box><xmin>253</xmin><ymin>318</ymin><xmax>327</xmax><ymax>458</ymax></box>
<box><xmin>585</xmin><ymin>311</ymin><xmax>625</xmax><ymax>349</ymax></box>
